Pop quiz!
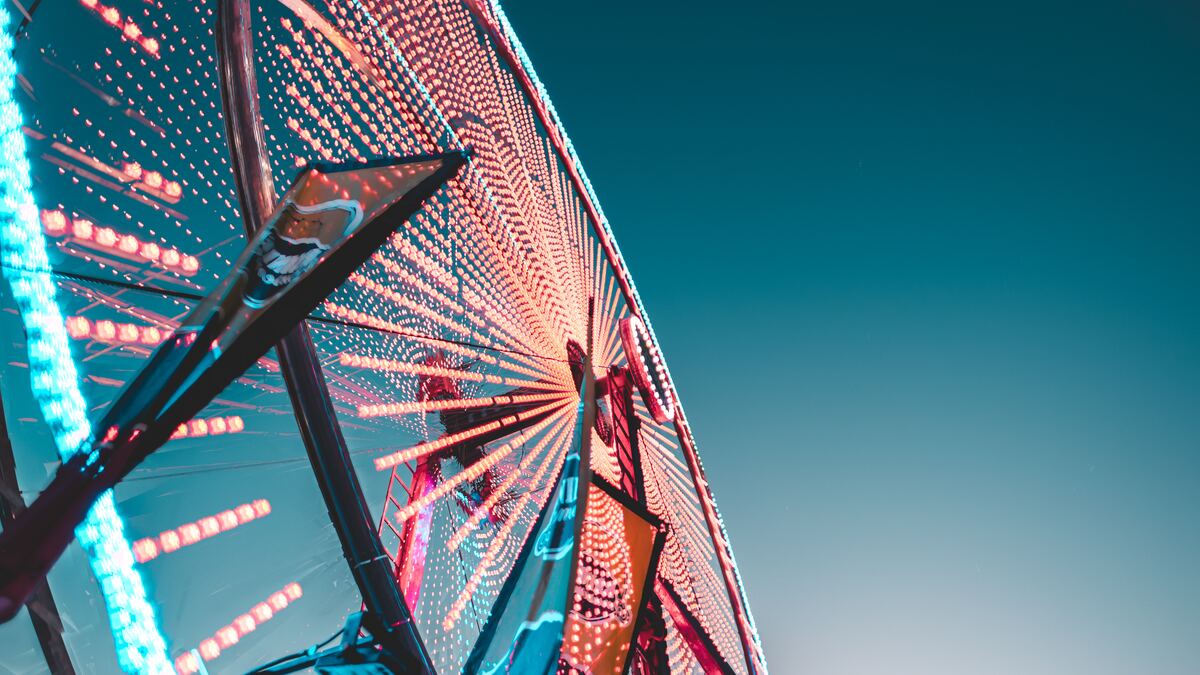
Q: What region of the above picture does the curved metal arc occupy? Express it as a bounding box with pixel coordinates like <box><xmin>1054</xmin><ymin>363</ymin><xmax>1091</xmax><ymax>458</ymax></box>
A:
<box><xmin>214</xmin><ymin>2</ymin><xmax>434</xmax><ymax>672</ymax></box>
<box><xmin>0</xmin><ymin>392</ymin><xmax>76</xmax><ymax>674</ymax></box>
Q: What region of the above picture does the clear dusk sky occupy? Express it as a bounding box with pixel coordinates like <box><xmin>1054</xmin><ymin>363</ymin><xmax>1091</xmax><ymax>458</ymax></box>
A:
<box><xmin>499</xmin><ymin>1</ymin><xmax>1200</xmax><ymax>673</ymax></box>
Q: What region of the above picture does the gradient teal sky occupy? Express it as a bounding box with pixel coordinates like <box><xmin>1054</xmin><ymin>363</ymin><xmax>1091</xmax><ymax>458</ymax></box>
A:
<box><xmin>500</xmin><ymin>1</ymin><xmax>1200</xmax><ymax>673</ymax></box>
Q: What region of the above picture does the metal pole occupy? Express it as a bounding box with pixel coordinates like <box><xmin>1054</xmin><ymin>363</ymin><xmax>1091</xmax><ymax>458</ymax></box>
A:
<box><xmin>0</xmin><ymin>381</ymin><xmax>76</xmax><ymax>675</ymax></box>
<box><xmin>214</xmin><ymin>2</ymin><xmax>433</xmax><ymax>672</ymax></box>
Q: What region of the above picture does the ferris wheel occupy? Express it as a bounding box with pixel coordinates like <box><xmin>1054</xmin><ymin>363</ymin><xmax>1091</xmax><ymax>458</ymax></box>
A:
<box><xmin>0</xmin><ymin>0</ymin><xmax>766</xmax><ymax>673</ymax></box>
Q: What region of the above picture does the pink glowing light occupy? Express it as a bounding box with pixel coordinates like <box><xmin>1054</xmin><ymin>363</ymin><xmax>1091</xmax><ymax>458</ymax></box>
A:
<box><xmin>42</xmin><ymin>209</ymin><xmax>198</xmax><ymax>275</ymax></box>
<box><xmin>132</xmin><ymin>499</ymin><xmax>270</xmax><ymax>563</ymax></box>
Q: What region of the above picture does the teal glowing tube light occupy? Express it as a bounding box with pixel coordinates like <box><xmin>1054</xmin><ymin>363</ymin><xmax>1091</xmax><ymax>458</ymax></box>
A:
<box><xmin>0</xmin><ymin>8</ymin><xmax>173</xmax><ymax>672</ymax></box>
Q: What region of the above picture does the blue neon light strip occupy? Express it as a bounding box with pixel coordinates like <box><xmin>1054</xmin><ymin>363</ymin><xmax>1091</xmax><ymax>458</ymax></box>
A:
<box><xmin>0</xmin><ymin>9</ymin><xmax>173</xmax><ymax>672</ymax></box>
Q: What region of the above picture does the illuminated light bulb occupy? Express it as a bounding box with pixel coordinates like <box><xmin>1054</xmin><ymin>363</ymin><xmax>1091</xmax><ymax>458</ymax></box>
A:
<box><xmin>160</xmin><ymin>248</ymin><xmax>180</xmax><ymax>267</ymax></box>
<box><xmin>118</xmin><ymin>235</ymin><xmax>139</xmax><ymax>254</ymax></box>
<box><xmin>268</xmin><ymin>592</ymin><xmax>288</xmax><ymax>611</ymax></box>
<box><xmin>198</xmin><ymin>638</ymin><xmax>220</xmax><ymax>661</ymax></box>
<box><xmin>216</xmin><ymin>626</ymin><xmax>238</xmax><ymax>649</ymax></box>
<box><xmin>188</xmin><ymin>418</ymin><xmax>208</xmax><ymax>436</ymax></box>
<box><xmin>165</xmin><ymin>180</ymin><xmax>182</xmax><ymax>197</ymax></box>
<box><xmin>199</xmin><ymin>517</ymin><xmax>219</xmax><ymax>538</ymax></box>
<box><xmin>122</xmin><ymin>22</ymin><xmax>141</xmax><ymax>40</ymax></box>
<box><xmin>217</xmin><ymin>511</ymin><xmax>238</xmax><ymax>530</ymax></box>
<box><xmin>251</xmin><ymin>603</ymin><xmax>273</xmax><ymax>622</ymax></box>
<box><xmin>179</xmin><ymin>523</ymin><xmax>201</xmax><ymax>546</ymax></box>
<box><xmin>159</xmin><ymin>530</ymin><xmax>181</xmax><ymax>554</ymax></box>
<box><xmin>95</xmin><ymin>320</ymin><xmax>116</xmax><ymax>341</ymax></box>
<box><xmin>142</xmin><ymin>37</ymin><xmax>158</xmax><ymax>55</ymax></box>
<box><xmin>72</xmin><ymin>218</ymin><xmax>94</xmax><ymax>239</ymax></box>
<box><xmin>143</xmin><ymin>171</ymin><xmax>163</xmax><ymax>188</ymax></box>
<box><xmin>174</xmin><ymin>653</ymin><xmax>198</xmax><ymax>675</ymax></box>
<box><xmin>65</xmin><ymin>316</ymin><xmax>91</xmax><ymax>338</ymax></box>
<box><xmin>117</xmin><ymin>323</ymin><xmax>139</xmax><ymax>343</ymax></box>
<box><xmin>139</xmin><ymin>241</ymin><xmax>160</xmax><ymax>261</ymax></box>
<box><xmin>95</xmin><ymin>227</ymin><xmax>117</xmax><ymax>247</ymax></box>
<box><xmin>227</xmin><ymin>416</ymin><xmax>244</xmax><ymax>432</ymax></box>
<box><xmin>181</xmin><ymin>255</ymin><xmax>199</xmax><ymax>273</ymax></box>
<box><xmin>131</xmin><ymin>539</ymin><xmax>158</xmax><ymax>563</ymax></box>
<box><xmin>235</xmin><ymin>504</ymin><xmax>256</xmax><ymax>522</ymax></box>
<box><xmin>139</xmin><ymin>326</ymin><xmax>161</xmax><ymax>345</ymax></box>
<box><xmin>101</xmin><ymin>7</ymin><xmax>120</xmax><ymax>25</ymax></box>
<box><xmin>41</xmin><ymin>209</ymin><xmax>67</xmax><ymax>234</ymax></box>
<box><xmin>122</xmin><ymin>162</ymin><xmax>142</xmax><ymax>179</ymax></box>
<box><xmin>234</xmin><ymin>614</ymin><xmax>256</xmax><ymax>636</ymax></box>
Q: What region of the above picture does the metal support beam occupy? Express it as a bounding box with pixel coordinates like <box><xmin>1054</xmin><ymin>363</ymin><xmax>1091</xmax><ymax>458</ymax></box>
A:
<box><xmin>655</xmin><ymin>577</ymin><xmax>735</xmax><ymax>675</ymax></box>
<box><xmin>608</xmin><ymin>366</ymin><xmax>645</xmax><ymax>504</ymax></box>
<box><xmin>0</xmin><ymin>382</ymin><xmax>76</xmax><ymax>675</ymax></box>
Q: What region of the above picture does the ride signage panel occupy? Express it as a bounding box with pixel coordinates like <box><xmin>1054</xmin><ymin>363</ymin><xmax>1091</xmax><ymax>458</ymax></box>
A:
<box><xmin>560</xmin><ymin>479</ymin><xmax>664</xmax><ymax>675</ymax></box>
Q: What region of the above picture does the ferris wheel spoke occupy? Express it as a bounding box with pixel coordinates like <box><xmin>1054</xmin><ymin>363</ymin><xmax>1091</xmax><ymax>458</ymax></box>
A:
<box><xmin>372</xmin><ymin>398</ymin><xmax>570</xmax><ymax>471</ymax></box>
<box><xmin>445</xmin><ymin>412</ymin><xmax>575</xmax><ymax>552</ymax></box>
<box><xmin>443</xmin><ymin>478</ymin><xmax>552</xmax><ymax>631</ymax></box>
<box><xmin>463</xmin><ymin>237</ymin><xmax>568</xmax><ymax>355</ymax></box>
<box><xmin>437</xmin><ymin>257</ymin><xmax>553</xmax><ymax>359</ymax></box>
<box><xmin>346</xmin><ymin>272</ymin><xmax>492</xmax><ymax>346</ymax></box>
<box><xmin>367</xmin><ymin>251</ymin><xmax>467</xmax><ymax>318</ymax></box>
<box><xmin>336</xmin><ymin>353</ymin><xmax>565</xmax><ymax>392</ymax></box>
<box><xmin>391</xmin><ymin>404</ymin><xmax>573</xmax><ymax>523</ymax></box>
<box><xmin>460</xmin><ymin>276</ymin><xmax>558</xmax><ymax>358</ymax></box>
<box><xmin>319</xmin><ymin>300</ymin><xmax>564</xmax><ymax>383</ymax></box>
<box><xmin>356</xmin><ymin>391</ymin><xmax>571</xmax><ymax>419</ymax></box>
<box><xmin>173</xmin><ymin>582</ymin><xmax>304</xmax><ymax>674</ymax></box>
